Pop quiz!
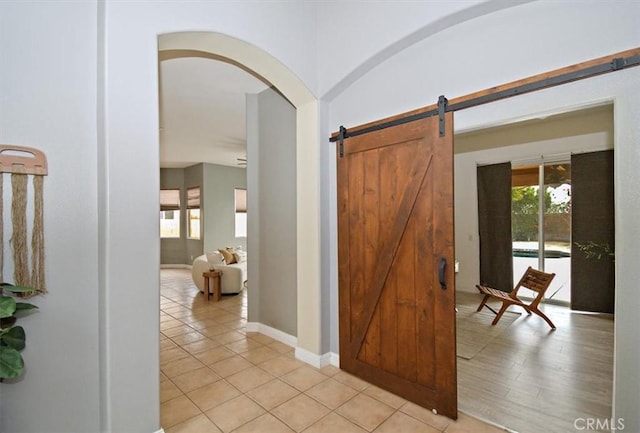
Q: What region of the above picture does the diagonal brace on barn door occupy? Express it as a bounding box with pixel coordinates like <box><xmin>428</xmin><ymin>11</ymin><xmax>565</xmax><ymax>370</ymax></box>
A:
<box><xmin>348</xmin><ymin>154</ymin><xmax>434</xmax><ymax>357</ymax></box>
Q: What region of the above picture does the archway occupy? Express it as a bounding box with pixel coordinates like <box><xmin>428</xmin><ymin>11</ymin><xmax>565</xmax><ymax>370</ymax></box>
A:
<box><xmin>158</xmin><ymin>32</ymin><xmax>322</xmax><ymax>357</ymax></box>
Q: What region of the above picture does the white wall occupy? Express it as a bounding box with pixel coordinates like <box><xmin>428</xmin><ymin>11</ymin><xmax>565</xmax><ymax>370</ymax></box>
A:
<box><xmin>325</xmin><ymin>1</ymin><xmax>640</xmax><ymax>429</ymax></box>
<box><xmin>0</xmin><ymin>2</ymin><xmax>101</xmax><ymax>432</ymax></box>
<box><xmin>1</xmin><ymin>1</ymin><xmax>320</xmax><ymax>432</ymax></box>
<box><xmin>328</xmin><ymin>2</ymin><xmax>639</xmax><ymax>128</ymax></box>
<box><xmin>99</xmin><ymin>3</ymin><xmax>320</xmax><ymax>431</ymax></box>
<box><xmin>316</xmin><ymin>0</ymin><xmax>531</xmax><ymax>98</ymax></box>
<box><xmin>1</xmin><ymin>1</ymin><xmax>638</xmax><ymax>431</ymax></box>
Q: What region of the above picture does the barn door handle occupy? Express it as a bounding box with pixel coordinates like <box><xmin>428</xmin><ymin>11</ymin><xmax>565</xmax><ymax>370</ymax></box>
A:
<box><xmin>438</xmin><ymin>258</ymin><xmax>447</xmax><ymax>290</ymax></box>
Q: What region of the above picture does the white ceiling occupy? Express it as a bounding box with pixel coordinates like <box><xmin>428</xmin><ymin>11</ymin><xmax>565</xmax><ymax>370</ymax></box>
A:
<box><xmin>159</xmin><ymin>56</ymin><xmax>269</xmax><ymax>169</ymax></box>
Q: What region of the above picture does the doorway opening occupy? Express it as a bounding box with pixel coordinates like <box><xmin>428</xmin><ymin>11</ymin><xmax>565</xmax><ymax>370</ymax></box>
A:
<box><xmin>157</xmin><ymin>30</ymin><xmax>320</xmax><ymax>351</ymax></box>
<box><xmin>454</xmin><ymin>104</ymin><xmax>615</xmax><ymax>432</ymax></box>
<box><xmin>511</xmin><ymin>162</ymin><xmax>572</xmax><ymax>305</ymax></box>
<box><xmin>156</xmin><ymin>31</ymin><xmax>320</xmax><ymax>430</ymax></box>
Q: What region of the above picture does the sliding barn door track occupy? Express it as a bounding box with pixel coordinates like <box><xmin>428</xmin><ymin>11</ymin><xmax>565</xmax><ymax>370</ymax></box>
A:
<box><xmin>330</xmin><ymin>48</ymin><xmax>640</xmax><ymax>152</ymax></box>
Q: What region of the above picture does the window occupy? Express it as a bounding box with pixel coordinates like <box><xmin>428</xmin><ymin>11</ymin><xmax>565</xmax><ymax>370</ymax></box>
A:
<box><xmin>511</xmin><ymin>163</ymin><xmax>572</xmax><ymax>303</ymax></box>
<box><xmin>187</xmin><ymin>187</ymin><xmax>201</xmax><ymax>239</ymax></box>
<box><xmin>160</xmin><ymin>189</ymin><xmax>180</xmax><ymax>238</ymax></box>
<box><xmin>235</xmin><ymin>188</ymin><xmax>247</xmax><ymax>238</ymax></box>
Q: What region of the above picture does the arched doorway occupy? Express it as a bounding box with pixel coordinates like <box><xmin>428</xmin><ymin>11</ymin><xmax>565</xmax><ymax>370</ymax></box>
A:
<box><xmin>158</xmin><ymin>31</ymin><xmax>322</xmax><ymax>359</ymax></box>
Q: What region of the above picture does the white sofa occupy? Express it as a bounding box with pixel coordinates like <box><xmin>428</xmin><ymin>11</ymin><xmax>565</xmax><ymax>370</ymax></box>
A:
<box><xmin>191</xmin><ymin>253</ymin><xmax>247</xmax><ymax>295</ymax></box>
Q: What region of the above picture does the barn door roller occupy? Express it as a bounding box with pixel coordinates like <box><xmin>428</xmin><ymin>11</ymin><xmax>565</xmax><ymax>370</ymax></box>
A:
<box><xmin>438</xmin><ymin>95</ymin><xmax>448</xmax><ymax>137</ymax></box>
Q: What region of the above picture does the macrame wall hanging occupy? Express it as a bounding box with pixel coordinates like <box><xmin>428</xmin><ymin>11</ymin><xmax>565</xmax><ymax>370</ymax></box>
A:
<box><xmin>0</xmin><ymin>145</ymin><xmax>47</xmax><ymax>296</ymax></box>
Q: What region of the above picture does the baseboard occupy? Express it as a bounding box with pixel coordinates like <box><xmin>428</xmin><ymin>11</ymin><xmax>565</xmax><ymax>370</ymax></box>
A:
<box><xmin>245</xmin><ymin>322</ymin><xmax>297</xmax><ymax>347</ymax></box>
<box><xmin>329</xmin><ymin>351</ymin><xmax>339</xmax><ymax>367</ymax></box>
<box><xmin>244</xmin><ymin>322</ymin><xmax>340</xmax><ymax>370</ymax></box>
<box><xmin>294</xmin><ymin>348</ymin><xmax>339</xmax><ymax>369</ymax></box>
<box><xmin>294</xmin><ymin>346</ymin><xmax>323</xmax><ymax>368</ymax></box>
<box><xmin>160</xmin><ymin>264</ymin><xmax>191</xmax><ymax>269</ymax></box>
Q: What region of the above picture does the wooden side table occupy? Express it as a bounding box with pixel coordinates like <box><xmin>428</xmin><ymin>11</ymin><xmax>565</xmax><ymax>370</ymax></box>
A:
<box><xmin>202</xmin><ymin>270</ymin><xmax>222</xmax><ymax>302</ymax></box>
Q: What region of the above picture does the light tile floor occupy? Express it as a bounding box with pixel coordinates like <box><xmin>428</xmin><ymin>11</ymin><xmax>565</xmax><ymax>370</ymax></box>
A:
<box><xmin>160</xmin><ymin>269</ymin><xmax>506</xmax><ymax>433</ymax></box>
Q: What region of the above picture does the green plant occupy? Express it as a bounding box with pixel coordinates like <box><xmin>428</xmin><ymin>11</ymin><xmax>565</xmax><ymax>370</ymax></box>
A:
<box><xmin>0</xmin><ymin>284</ymin><xmax>38</xmax><ymax>380</ymax></box>
<box><xmin>574</xmin><ymin>241</ymin><xmax>615</xmax><ymax>260</ymax></box>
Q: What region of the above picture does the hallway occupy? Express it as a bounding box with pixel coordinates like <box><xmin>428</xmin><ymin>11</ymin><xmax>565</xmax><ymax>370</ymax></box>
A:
<box><xmin>159</xmin><ymin>269</ymin><xmax>504</xmax><ymax>433</ymax></box>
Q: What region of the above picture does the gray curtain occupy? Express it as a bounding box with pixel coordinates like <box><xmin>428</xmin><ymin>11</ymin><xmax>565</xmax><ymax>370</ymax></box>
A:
<box><xmin>477</xmin><ymin>163</ymin><xmax>513</xmax><ymax>292</ymax></box>
<box><xmin>571</xmin><ymin>150</ymin><xmax>615</xmax><ymax>313</ymax></box>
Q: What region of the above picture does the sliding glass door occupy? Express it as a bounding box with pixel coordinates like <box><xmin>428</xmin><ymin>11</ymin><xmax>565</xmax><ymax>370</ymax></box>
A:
<box><xmin>511</xmin><ymin>163</ymin><xmax>571</xmax><ymax>304</ymax></box>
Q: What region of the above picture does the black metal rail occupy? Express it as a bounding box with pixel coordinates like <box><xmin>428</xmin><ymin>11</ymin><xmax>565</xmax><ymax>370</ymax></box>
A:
<box><xmin>330</xmin><ymin>53</ymin><xmax>640</xmax><ymax>147</ymax></box>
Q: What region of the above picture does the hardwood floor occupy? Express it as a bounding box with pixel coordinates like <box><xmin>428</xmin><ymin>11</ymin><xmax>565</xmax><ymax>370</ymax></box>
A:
<box><xmin>456</xmin><ymin>292</ymin><xmax>614</xmax><ymax>433</ymax></box>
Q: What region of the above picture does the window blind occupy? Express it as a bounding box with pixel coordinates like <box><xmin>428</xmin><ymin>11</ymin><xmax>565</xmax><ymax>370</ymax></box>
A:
<box><xmin>187</xmin><ymin>187</ymin><xmax>200</xmax><ymax>209</ymax></box>
<box><xmin>235</xmin><ymin>188</ymin><xmax>247</xmax><ymax>213</ymax></box>
<box><xmin>160</xmin><ymin>189</ymin><xmax>180</xmax><ymax>211</ymax></box>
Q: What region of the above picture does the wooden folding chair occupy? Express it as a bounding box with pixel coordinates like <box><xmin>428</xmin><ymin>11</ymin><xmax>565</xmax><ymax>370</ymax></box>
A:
<box><xmin>476</xmin><ymin>266</ymin><xmax>557</xmax><ymax>329</ymax></box>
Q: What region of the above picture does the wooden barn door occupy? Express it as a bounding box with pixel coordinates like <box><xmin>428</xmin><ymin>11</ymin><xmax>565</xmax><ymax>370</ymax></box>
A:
<box><xmin>337</xmin><ymin>113</ymin><xmax>457</xmax><ymax>418</ymax></box>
